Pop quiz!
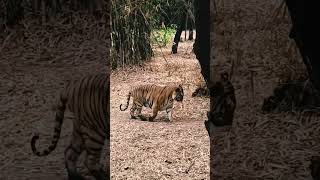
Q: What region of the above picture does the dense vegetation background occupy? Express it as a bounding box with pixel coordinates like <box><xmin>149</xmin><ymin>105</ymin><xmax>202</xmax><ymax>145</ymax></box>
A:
<box><xmin>110</xmin><ymin>0</ymin><xmax>193</xmax><ymax>69</ymax></box>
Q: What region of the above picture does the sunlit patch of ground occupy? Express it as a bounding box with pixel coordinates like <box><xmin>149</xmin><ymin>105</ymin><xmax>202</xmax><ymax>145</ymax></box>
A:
<box><xmin>111</xmin><ymin>40</ymin><xmax>210</xmax><ymax>179</ymax></box>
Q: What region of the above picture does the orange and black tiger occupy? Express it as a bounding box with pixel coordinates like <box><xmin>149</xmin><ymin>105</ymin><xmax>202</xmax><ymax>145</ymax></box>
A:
<box><xmin>31</xmin><ymin>73</ymin><xmax>109</xmax><ymax>180</ymax></box>
<box><xmin>120</xmin><ymin>84</ymin><xmax>184</xmax><ymax>122</ymax></box>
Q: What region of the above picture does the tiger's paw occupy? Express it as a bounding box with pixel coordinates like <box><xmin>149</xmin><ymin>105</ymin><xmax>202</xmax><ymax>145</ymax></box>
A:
<box><xmin>165</xmin><ymin>118</ymin><xmax>172</xmax><ymax>123</ymax></box>
<box><xmin>138</xmin><ymin>115</ymin><xmax>148</xmax><ymax>121</ymax></box>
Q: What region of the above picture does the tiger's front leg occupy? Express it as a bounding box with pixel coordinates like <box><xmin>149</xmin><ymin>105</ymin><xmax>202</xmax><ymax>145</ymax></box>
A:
<box><xmin>130</xmin><ymin>103</ymin><xmax>143</xmax><ymax>120</ymax></box>
<box><xmin>137</xmin><ymin>114</ymin><xmax>148</xmax><ymax>121</ymax></box>
<box><xmin>167</xmin><ymin>111</ymin><xmax>172</xmax><ymax>121</ymax></box>
<box><xmin>130</xmin><ymin>104</ymin><xmax>137</xmax><ymax>119</ymax></box>
<box><xmin>166</xmin><ymin>108</ymin><xmax>173</xmax><ymax>122</ymax></box>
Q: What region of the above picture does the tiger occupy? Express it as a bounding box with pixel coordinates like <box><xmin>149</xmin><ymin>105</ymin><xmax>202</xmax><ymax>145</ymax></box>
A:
<box><xmin>204</xmin><ymin>72</ymin><xmax>236</xmax><ymax>136</ymax></box>
<box><xmin>31</xmin><ymin>73</ymin><xmax>109</xmax><ymax>180</ymax></box>
<box><xmin>119</xmin><ymin>84</ymin><xmax>184</xmax><ymax>122</ymax></box>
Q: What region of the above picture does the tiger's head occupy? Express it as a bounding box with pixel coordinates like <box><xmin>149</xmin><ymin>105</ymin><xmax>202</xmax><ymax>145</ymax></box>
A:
<box><xmin>172</xmin><ymin>84</ymin><xmax>184</xmax><ymax>102</ymax></box>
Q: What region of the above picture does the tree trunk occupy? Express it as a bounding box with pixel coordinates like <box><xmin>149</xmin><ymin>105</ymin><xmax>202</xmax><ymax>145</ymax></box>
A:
<box><xmin>285</xmin><ymin>1</ymin><xmax>320</xmax><ymax>92</ymax></box>
<box><xmin>193</xmin><ymin>0</ymin><xmax>210</xmax><ymax>85</ymax></box>
<box><xmin>171</xmin><ymin>11</ymin><xmax>186</xmax><ymax>54</ymax></box>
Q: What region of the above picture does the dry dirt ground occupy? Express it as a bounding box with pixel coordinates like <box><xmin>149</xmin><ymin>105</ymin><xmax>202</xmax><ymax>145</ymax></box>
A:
<box><xmin>210</xmin><ymin>0</ymin><xmax>320</xmax><ymax>179</ymax></box>
<box><xmin>110</xmin><ymin>40</ymin><xmax>210</xmax><ymax>179</ymax></box>
<box><xmin>0</xmin><ymin>17</ymin><xmax>107</xmax><ymax>180</ymax></box>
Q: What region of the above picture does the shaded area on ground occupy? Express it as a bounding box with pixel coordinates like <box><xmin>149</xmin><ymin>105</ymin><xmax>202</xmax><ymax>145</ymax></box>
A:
<box><xmin>210</xmin><ymin>0</ymin><xmax>320</xmax><ymax>179</ymax></box>
<box><xmin>0</xmin><ymin>16</ymin><xmax>107</xmax><ymax>180</ymax></box>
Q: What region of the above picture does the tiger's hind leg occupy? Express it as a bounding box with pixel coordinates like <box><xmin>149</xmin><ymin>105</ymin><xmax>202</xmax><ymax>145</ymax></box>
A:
<box><xmin>64</xmin><ymin>132</ymin><xmax>85</xmax><ymax>180</ymax></box>
<box><xmin>85</xmin><ymin>153</ymin><xmax>107</xmax><ymax>180</ymax></box>
<box><xmin>84</xmin><ymin>138</ymin><xmax>107</xmax><ymax>180</ymax></box>
<box><xmin>130</xmin><ymin>103</ymin><xmax>144</xmax><ymax>120</ymax></box>
<box><xmin>130</xmin><ymin>103</ymin><xmax>138</xmax><ymax>119</ymax></box>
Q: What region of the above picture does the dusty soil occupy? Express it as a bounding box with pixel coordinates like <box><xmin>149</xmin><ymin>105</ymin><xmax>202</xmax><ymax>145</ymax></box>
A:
<box><xmin>210</xmin><ymin>0</ymin><xmax>320</xmax><ymax>179</ymax></box>
<box><xmin>110</xmin><ymin>40</ymin><xmax>210</xmax><ymax>179</ymax></box>
<box><xmin>0</xmin><ymin>17</ymin><xmax>107</xmax><ymax>180</ymax></box>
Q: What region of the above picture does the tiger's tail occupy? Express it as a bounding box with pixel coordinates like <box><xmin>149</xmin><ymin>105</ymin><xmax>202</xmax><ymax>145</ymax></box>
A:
<box><xmin>120</xmin><ymin>92</ymin><xmax>131</xmax><ymax>111</ymax></box>
<box><xmin>31</xmin><ymin>94</ymin><xmax>67</xmax><ymax>156</ymax></box>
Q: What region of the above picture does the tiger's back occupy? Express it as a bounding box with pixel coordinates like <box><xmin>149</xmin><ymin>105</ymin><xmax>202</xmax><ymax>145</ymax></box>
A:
<box><xmin>132</xmin><ymin>84</ymin><xmax>178</xmax><ymax>108</ymax></box>
<box><xmin>31</xmin><ymin>73</ymin><xmax>109</xmax><ymax>180</ymax></box>
<box><xmin>64</xmin><ymin>74</ymin><xmax>109</xmax><ymax>136</ymax></box>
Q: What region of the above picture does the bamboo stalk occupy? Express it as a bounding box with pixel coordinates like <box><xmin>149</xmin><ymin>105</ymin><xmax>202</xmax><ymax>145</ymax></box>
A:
<box><xmin>41</xmin><ymin>0</ymin><xmax>46</xmax><ymax>25</ymax></box>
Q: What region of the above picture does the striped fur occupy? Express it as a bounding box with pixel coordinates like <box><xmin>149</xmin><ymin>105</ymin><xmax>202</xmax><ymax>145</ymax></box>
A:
<box><xmin>206</xmin><ymin>72</ymin><xmax>236</xmax><ymax>131</ymax></box>
<box><xmin>120</xmin><ymin>84</ymin><xmax>184</xmax><ymax>121</ymax></box>
<box><xmin>31</xmin><ymin>73</ymin><xmax>109</xmax><ymax>180</ymax></box>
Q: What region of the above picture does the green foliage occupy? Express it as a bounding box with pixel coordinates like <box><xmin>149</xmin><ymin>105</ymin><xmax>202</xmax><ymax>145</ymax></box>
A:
<box><xmin>151</xmin><ymin>24</ymin><xmax>176</xmax><ymax>48</ymax></box>
<box><xmin>111</xmin><ymin>0</ymin><xmax>193</xmax><ymax>69</ymax></box>
<box><xmin>111</xmin><ymin>0</ymin><xmax>154</xmax><ymax>69</ymax></box>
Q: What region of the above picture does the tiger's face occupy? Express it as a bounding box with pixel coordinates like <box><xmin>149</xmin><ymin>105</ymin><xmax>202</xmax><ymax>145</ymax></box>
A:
<box><xmin>173</xmin><ymin>85</ymin><xmax>184</xmax><ymax>102</ymax></box>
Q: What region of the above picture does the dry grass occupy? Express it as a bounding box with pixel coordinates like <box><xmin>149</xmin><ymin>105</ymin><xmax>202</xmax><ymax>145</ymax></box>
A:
<box><xmin>0</xmin><ymin>15</ymin><xmax>107</xmax><ymax>180</ymax></box>
<box><xmin>111</xmin><ymin>39</ymin><xmax>210</xmax><ymax>179</ymax></box>
<box><xmin>210</xmin><ymin>0</ymin><xmax>320</xmax><ymax>179</ymax></box>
